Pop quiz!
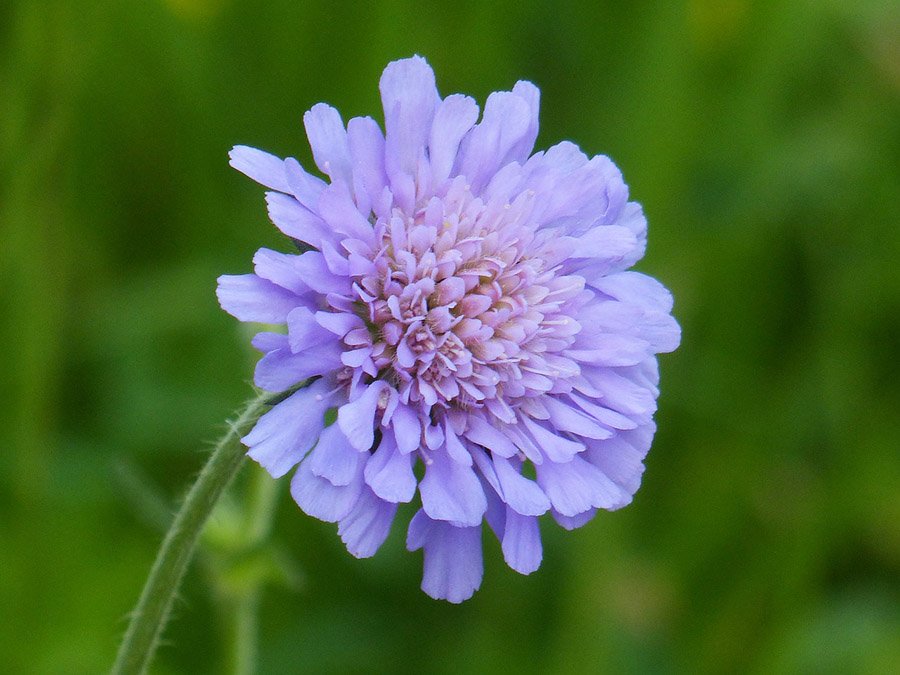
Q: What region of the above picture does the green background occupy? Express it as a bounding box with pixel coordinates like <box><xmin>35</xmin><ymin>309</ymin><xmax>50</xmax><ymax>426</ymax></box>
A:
<box><xmin>2</xmin><ymin>0</ymin><xmax>898</xmax><ymax>673</ymax></box>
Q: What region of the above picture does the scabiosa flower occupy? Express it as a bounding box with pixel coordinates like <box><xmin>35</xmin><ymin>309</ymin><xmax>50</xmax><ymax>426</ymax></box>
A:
<box><xmin>218</xmin><ymin>56</ymin><xmax>680</xmax><ymax>602</ymax></box>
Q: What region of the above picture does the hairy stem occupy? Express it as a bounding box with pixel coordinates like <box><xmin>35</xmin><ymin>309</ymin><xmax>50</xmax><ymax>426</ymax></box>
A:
<box><xmin>112</xmin><ymin>391</ymin><xmax>270</xmax><ymax>675</ymax></box>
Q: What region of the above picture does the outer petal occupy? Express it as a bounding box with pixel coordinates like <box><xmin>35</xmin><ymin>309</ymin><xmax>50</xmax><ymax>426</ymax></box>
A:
<box><xmin>507</xmin><ymin>80</ymin><xmax>541</xmax><ymax>163</ymax></box>
<box><xmin>429</xmin><ymin>94</ymin><xmax>479</xmax><ymax>186</ymax></box>
<box><xmin>521</xmin><ymin>415</ymin><xmax>585</xmax><ymax>463</ymax></box>
<box><xmin>407</xmin><ymin>510</ymin><xmax>483</xmax><ymax>604</ymax></box>
<box><xmin>252</xmin><ymin>248</ymin><xmax>309</xmax><ymax>295</ymax></box>
<box><xmin>303</xmin><ymin>103</ymin><xmax>352</xmax><ymax>186</ymax></box>
<box><xmin>456</xmin><ymin>91</ymin><xmax>531</xmax><ymax>192</ymax></box>
<box><xmin>542</xmin><ymin>396</ymin><xmax>614</xmax><ymax>440</ymax></box>
<box><xmin>419</xmin><ymin>448</ymin><xmax>487</xmax><ymax>527</ymax></box>
<box><xmin>253</xmin><ymin>340</ymin><xmax>341</xmax><ymax>392</ymax></box>
<box><xmin>552</xmin><ymin>508</ymin><xmax>597</xmax><ymax>531</ymax></box>
<box><xmin>535</xmin><ymin>454</ymin><xmax>631</xmax><ymax>517</ymax></box>
<box><xmin>462</xmin><ymin>415</ymin><xmax>519</xmax><ymax>458</ymax></box>
<box><xmin>307</xmin><ymin>423</ymin><xmax>362</xmax><ymax>487</ymax></box>
<box><xmin>491</xmin><ymin>455</ymin><xmax>551</xmax><ymax>516</ymax></box>
<box><xmin>265</xmin><ymin>192</ymin><xmax>333</xmax><ymax>249</ymax></box>
<box><xmin>589</xmin><ymin>271</ymin><xmax>675</xmax><ymax>313</ymax></box>
<box><xmin>364</xmin><ymin>431</ymin><xmax>417</xmax><ymax>503</ymax></box>
<box><xmin>524</xmin><ymin>147</ymin><xmax>626</xmax><ymax>230</ymax></box>
<box><xmin>317</xmin><ymin>182</ymin><xmax>375</xmax><ymax>241</ymax></box>
<box><xmin>381</xmin><ymin>55</ymin><xmax>439</xmax><ymax>180</ymax></box>
<box><xmin>389</xmin><ymin>403</ymin><xmax>422</xmax><ymax>454</ymax></box>
<box><xmin>216</xmin><ymin>274</ymin><xmax>299</xmax><ymax>323</ymax></box>
<box><xmin>337</xmin><ymin>381</ymin><xmax>388</xmax><ymax>451</ymax></box>
<box><xmin>283</xmin><ymin>156</ymin><xmax>327</xmax><ymax>211</ymax></box>
<box><xmin>584</xmin><ymin>423</ymin><xmax>655</xmax><ymax>495</ymax></box>
<box><xmin>578</xmin><ymin>300</ymin><xmax>680</xmax><ymax>355</ymax></box>
<box><xmin>315</xmin><ymin>310</ymin><xmax>363</xmax><ymax>338</ymax></box>
<box><xmin>502</xmin><ymin>509</ymin><xmax>542</xmax><ymax>575</ymax></box>
<box><xmin>286</xmin><ymin>306</ymin><xmax>334</xmax><ymax>352</ymax></box>
<box><xmin>242</xmin><ymin>378</ymin><xmax>338</xmax><ymax>478</ymax></box>
<box><xmin>338</xmin><ymin>487</ymin><xmax>398</xmax><ymax>558</ymax></box>
<box><xmin>575</xmin><ymin>368</ymin><xmax>656</xmax><ymax>419</ymax></box>
<box><xmin>347</xmin><ymin>116</ymin><xmax>387</xmax><ymax>211</ymax></box>
<box><xmin>565</xmin><ymin>334</ymin><xmax>651</xmax><ymax>368</ymax></box>
<box><xmin>443</xmin><ymin>426</ymin><xmax>473</xmax><ymax>466</ymax></box>
<box><xmin>289</xmin><ymin>451</ymin><xmax>364</xmax><ymax>523</ymax></box>
<box><xmin>293</xmin><ymin>251</ymin><xmax>351</xmax><ymax>296</ymax></box>
<box><xmin>229</xmin><ymin>145</ymin><xmax>289</xmax><ymax>193</ymax></box>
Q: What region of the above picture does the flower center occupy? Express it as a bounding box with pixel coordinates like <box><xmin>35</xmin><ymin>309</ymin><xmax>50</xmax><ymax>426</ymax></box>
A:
<box><xmin>349</xmin><ymin>182</ymin><xmax>584</xmax><ymax>419</ymax></box>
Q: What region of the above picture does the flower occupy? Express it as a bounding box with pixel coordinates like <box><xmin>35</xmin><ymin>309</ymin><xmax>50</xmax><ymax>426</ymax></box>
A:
<box><xmin>217</xmin><ymin>55</ymin><xmax>680</xmax><ymax>602</ymax></box>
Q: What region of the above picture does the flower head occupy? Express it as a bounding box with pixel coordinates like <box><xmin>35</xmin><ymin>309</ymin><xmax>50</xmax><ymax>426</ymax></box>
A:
<box><xmin>218</xmin><ymin>56</ymin><xmax>680</xmax><ymax>602</ymax></box>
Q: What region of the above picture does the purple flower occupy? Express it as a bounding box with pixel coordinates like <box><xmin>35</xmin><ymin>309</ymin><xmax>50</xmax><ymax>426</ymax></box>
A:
<box><xmin>218</xmin><ymin>56</ymin><xmax>680</xmax><ymax>603</ymax></box>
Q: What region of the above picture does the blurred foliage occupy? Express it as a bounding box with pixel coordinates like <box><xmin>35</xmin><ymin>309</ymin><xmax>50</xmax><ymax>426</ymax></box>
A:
<box><xmin>1</xmin><ymin>0</ymin><xmax>899</xmax><ymax>673</ymax></box>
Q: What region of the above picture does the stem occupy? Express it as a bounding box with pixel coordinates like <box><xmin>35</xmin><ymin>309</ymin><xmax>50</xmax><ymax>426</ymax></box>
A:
<box><xmin>112</xmin><ymin>391</ymin><xmax>270</xmax><ymax>675</ymax></box>
<box><xmin>228</xmin><ymin>466</ymin><xmax>280</xmax><ymax>675</ymax></box>
<box><xmin>231</xmin><ymin>589</ymin><xmax>261</xmax><ymax>675</ymax></box>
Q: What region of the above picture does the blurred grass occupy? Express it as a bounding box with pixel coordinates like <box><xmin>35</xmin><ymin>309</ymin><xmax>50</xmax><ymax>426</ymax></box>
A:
<box><xmin>1</xmin><ymin>0</ymin><xmax>898</xmax><ymax>673</ymax></box>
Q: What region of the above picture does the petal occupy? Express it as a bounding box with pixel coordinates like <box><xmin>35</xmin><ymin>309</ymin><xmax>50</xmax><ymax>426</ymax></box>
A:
<box><xmin>389</xmin><ymin>403</ymin><xmax>422</xmax><ymax>454</ymax></box>
<box><xmin>502</xmin><ymin>510</ymin><xmax>542</xmax><ymax>575</ymax></box>
<box><xmin>456</xmin><ymin>91</ymin><xmax>531</xmax><ymax>192</ymax></box>
<box><xmin>293</xmin><ymin>251</ymin><xmax>351</xmax><ymax>296</ymax></box>
<box><xmin>216</xmin><ymin>274</ymin><xmax>299</xmax><ymax>324</ymax></box>
<box><xmin>443</xmin><ymin>426</ymin><xmax>472</xmax><ymax>466</ymax></box>
<box><xmin>541</xmin><ymin>396</ymin><xmax>614</xmax><ymax>440</ymax></box>
<box><xmin>419</xmin><ymin>448</ymin><xmax>487</xmax><ymax>527</ymax></box>
<box><xmin>315</xmin><ymin>310</ymin><xmax>364</xmax><ymax>337</ymax></box>
<box><xmin>286</xmin><ymin>306</ymin><xmax>334</xmax><ymax>352</ymax></box>
<box><xmin>242</xmin><ymin>379</ymin><xmax>338</xmax><ymax>478</ymax></box>
<box><xmin>481</xmin><ymin>476</ymin><xmax>507</xmax><ymax>539</ymax></box>
<box><xmin>407</xmin><ymin>510</ymin><xmax>483</xmax><ymax>603</ymax></box>
<box><xmin>429</xmin><ymin>94</ymin><xmax>479</xmax><ymax>185</ymax></box>
<box><xmin>491</xmin><ymin>455</ymin><xmax>550</xmax><ymax>516</ymax></box>
<box><xmin>381</xmin><ymin>55</ymin><xmax>439</xmax><ymax>180</ymax></box>
<box><xmin>521</xmin><ymin>416</ymin><xmax>584</xmax><ymax>463</ymax></box>
<box><xmin>613</xmin><ymin>201</ymin><xmax>648</xmax><ymax>256</ymax></box>
<box><xmin>364</xmin><ymin>431</ymin><xmax>417</xmax><ymax>503</ymax></box>
<box><xmin>283</xmin><ymin>156</ymin><xmax>327</xmax><ymax>211</ymax></box>
<box><xmin>507</xmin><ymin>80</ymin><xmax>541</xmax><ymax>163</ymax></box>
<box><xmin>535</xmin><ymin>454</ymin><xmax>631</xmax><ymax>517</ymax></box>
<box><xmin>251</xmin><ymin>331</ymin><xmax>287</xmax><ymax>353</ymax></box>
<box><xmin>253</xmin><ymin>248</ymin><xmax>308</xmax><ymax>295</ymax></box>
<box><xmin>568</xmin><ymin>392</ymin><xmax>639</xmax><ymax>431</ymax></box>
<box><xmin>338</xmin><ymin>487</ymin><xmax>398</xmax><ymax>558</ymax></box>
<box><xmin>565</xmin><ymin>334</ymin><xmax>651</xmax><ymax>367</ymax></box>
<box><xmin>575</xmin><ymin>367</ymin><xmax>656</xmax><ymax>419</ymax></box>
<box><xmin>406</xmin><ymin>507</ymin><xmax>430</xmax><ymax>552</ymax></box>
<box><xmin>289</xmin><ymin>451</ymin><xmax>363</xmax><ymax>523</ymax></box>
<box><xmin>578</xmin><ymin>300</ymin><xmax>679</xmax><ymax>355</ymax></box>
<box><xmin>566</xmin><ymin>225</ymin><xmax>638</xmax><ymax>263</ymax></box>
<box><xmin>552</xmin><ymin>508</ymin><xmax>596</xmax><ymax>531</ymax></box>
<box><xmin>347</xmin><ymin>116</ymin><xmax>387</xmax><ymax>211</ymax></box>
<box><xmin>589</xmin><ymin>271</ymin><xmax>674</xmax><ymax>313</ymax></box>
<box><xmin>265</xmin><ymin>192</ymin><xmax>333</xmax><ymax>248</ymax></box>
<box><xmin>583</xmin><ymin>423</ymin><xmax>655</xmax><ymax>495</ymax></box>
<box><xmin>462</xmin><ymin>415</ymin><xmax>518</xmax><ymax>458</ymax></box>
<box><xmin>337</xmin><ymin>381</ymin><xmax>387</xmax><ymax>451</ymax></box>
<box><xmin>229</xmin><ymin>145</ymin><xmax>289</xmax><ymax>192</ymax></box>
<box><xmin>303</xmin><ymin>103</ymin><xmax>352</xmax><ymax>186</ymax></box>
<box><xmin>524</xmin><ymin>147</ymin><xmax>625</xmax><ymax>230</ymax></box>
<box><xmin>253</xmin><ymin>341</ymin><xmax>341</xmax><ymax>392</ymax></box>
<box><xmin>307</xmin><ymin>423</ymin><xmax>362</xmax><ymax>486</ymax></box>
<box><xmin>317</xmin><ymin>182</ymin><xmax>375</xmax><ymax>241</ymax></box>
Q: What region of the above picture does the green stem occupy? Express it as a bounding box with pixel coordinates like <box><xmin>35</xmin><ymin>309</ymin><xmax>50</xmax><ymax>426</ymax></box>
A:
<box><xmin>112</xmin><ymin>391</ymin><xmax>270</xmax><ymax>675</ymax></box>
<box><xmin>231</xmin><ymin>589</ymin><xmax>262</xmax><ymax>675</ymax></box>
<box><xmin>228</xmin><ymin>466</ymin><xmax>280</xmax><ymax>675</ymax></box>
